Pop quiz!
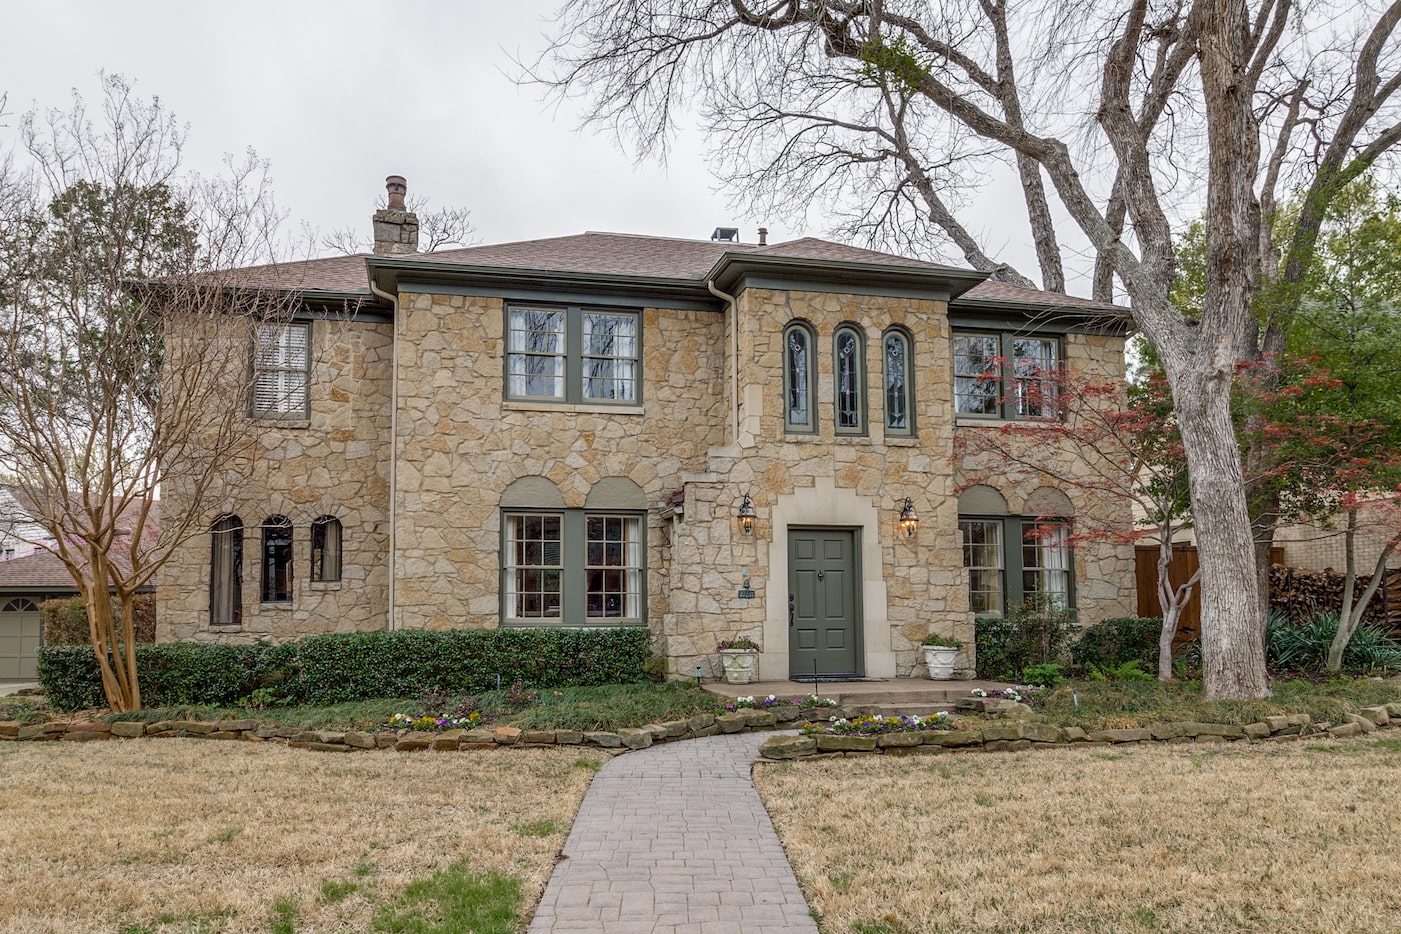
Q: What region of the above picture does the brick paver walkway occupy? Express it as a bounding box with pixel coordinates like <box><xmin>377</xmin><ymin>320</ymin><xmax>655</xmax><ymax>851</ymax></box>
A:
<box><xmin>527</xmin><ymin>732</ymin><xmax>820</xmax><ymax>934</ymax></box>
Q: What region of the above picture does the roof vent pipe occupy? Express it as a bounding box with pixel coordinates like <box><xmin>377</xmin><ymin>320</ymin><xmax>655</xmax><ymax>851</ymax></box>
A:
<box><xmin>758</xmin><ymin>227</ymin><xmax>768</xmax><ymax>246</ymax></box>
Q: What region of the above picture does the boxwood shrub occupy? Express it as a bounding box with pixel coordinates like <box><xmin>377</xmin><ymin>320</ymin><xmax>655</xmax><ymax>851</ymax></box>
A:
<box><xmin>38</xmin><ymin>626</ymin><xmax>652</xmax><ymax>711</ymax></box>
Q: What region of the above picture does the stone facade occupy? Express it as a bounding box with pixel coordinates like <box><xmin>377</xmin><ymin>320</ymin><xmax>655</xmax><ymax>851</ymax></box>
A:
<box><xmin>158</xmin><ymin>233</ymin><xmax>1137</xmax><ymax>682</ymax></box>
<box><xmin>158</xmin><ymin>316</ymin><xmax>393</xmax><ymax>642</ymax></box>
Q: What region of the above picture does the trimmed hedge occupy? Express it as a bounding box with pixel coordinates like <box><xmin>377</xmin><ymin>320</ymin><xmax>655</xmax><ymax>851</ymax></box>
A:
<box><xmin>975</xmin><ymin>597</ymin><xmax>1077</xmax><ymax>681</ymax></box>
<box><xmin>38</xmin><ymin>627</ymin><xmax>652</xmax><ymax>711</ymax></box>
<box><xmin>40</xmin><ymin>595</ymin><xmax>157</xmax><ymax>645</ymax></box>
<box><xmin>1071</xmin><ymin>617</ymin><xmax>1162</xmax><ymax>672</ymax></box>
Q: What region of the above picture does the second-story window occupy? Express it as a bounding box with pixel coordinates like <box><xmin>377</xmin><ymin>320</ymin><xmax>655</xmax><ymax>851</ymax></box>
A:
<box><xmin>783</xmin><ymin>321</ymin><xmax>816</xmax><ymax>433</ymax></box>
<box><xmin>882</xmin><ymin>327</ymin><xmax>914</xmax><ymax>436</ymax></box>
<box><xmin>251</xmin><ymin>323</ymin><xmax>311</xmax><ymax>418</ymax></box>
<box><xmin>953</xmin><ymin>331</ymin><xmax>1060</xmax><ymax>420</ymax></box>
<box><xmin>507</xmin><ymin>305</ymin><xmax>640</xmax><ymax>405</ymax></box>
<box><xmin>834</xmin><ymin>324</ymin><xmax>866</xmax><ymax>435</ymax></box>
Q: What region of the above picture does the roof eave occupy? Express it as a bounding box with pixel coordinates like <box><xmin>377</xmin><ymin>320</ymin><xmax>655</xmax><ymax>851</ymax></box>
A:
<box><xmin>950</xmin><ymin>295</ymin><xmax>1134</xmax><ymax>334</ymax></box>
<box><xmin>707</xmin><ymin>252</ymin><xmax>989</xmax><ymax>298</ymax></box>
<box><xmin>366</xmin><ymin>256</ymin><xmax>720</xmax><ymax>304</ymax></box>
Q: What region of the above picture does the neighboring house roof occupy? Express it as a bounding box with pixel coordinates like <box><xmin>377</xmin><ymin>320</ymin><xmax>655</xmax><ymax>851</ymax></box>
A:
<box><xmin>205</xmin><ymin>231</ymin><xmax>1127</xmax><ymax>318</ymax></box>
<box><xmin>0</xmin><ymin>550</ymin><xmax>82</xmax><ymax>593</ymax></box>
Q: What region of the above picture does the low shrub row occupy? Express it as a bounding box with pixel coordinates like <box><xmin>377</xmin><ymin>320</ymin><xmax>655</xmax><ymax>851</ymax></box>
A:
<box><xmin>38</xmin><ymin>627</ymin><xmax>652</xmax><ymax>711</ymax></box>
<box><xmin>977</xmin><ymin>609</ymin><xmax>1163</xmax><ymax>681</ymax></box>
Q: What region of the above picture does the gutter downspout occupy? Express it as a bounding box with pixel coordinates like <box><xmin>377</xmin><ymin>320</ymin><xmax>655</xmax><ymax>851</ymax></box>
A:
<box><xmin>706</xmin><ymin>279</ymin><xmax>740</xmax><ymax>445</ymax></box>
<box><xmin>369</xmin><ymin>280</ymin><xmax>399</xmax><ymax>630</ymax></box>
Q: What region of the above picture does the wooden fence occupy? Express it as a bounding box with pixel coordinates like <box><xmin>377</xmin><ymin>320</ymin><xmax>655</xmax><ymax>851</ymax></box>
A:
<box><xmin>1134</xmin><ymin>545</ymin><xmax>1283</xmax><ymax>645</ymax></box>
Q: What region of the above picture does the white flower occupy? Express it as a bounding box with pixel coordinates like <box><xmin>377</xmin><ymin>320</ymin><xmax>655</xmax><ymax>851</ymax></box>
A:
<box><xmin>971</xmin><ymin>689</ymin><xmax>988</xmax><ymax>697</ymax></box>
<box><xmin>767</xmin><ymin>694</ymin><xmax>777</xmax><ymax>701</ymax></box>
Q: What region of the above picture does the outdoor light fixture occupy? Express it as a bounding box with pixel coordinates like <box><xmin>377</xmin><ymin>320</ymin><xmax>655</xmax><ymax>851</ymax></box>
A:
<box><xmin>736</xmin><ymin>493</ymin><xmax>757</xmax><ymax>536</ymax></box>
<box><xmin>898</xmin><ymin>497</ymin><xmax>919</xmax><ymax>538</ymax></box>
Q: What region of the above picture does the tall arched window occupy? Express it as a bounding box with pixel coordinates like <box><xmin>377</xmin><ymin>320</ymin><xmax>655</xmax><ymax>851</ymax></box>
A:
<box><xmin>882</xmin><ymin>327</ymin><xmax>914</xmax><ymax>436</ymax></box>
<box><xmin>209</xmin><ymin>515</ymin><xmax>243</xmax><ymax>627</ymax></box>
<box><xmin>834</xmin><ymin>324</ymin><xmax>866</xmax><ymax>435</ymax></box>
<box><xmin>261</xmin><ymin>515</ymin><xmax>293</xmax><ymax>603</ymax></box>
<box><xmin>310</xmin><ymin>516</ymin><xmax>342</xmax><ymax>583</ymax></box>
<box><xmin>783</xmin><ymin>321</ymin><xmax>816</xmax><ymax>433</ymax></box>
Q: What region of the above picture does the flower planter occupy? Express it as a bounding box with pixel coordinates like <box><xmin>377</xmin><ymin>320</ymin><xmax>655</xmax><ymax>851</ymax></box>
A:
<box><xmin>718</xmin><ymin>649</ymin><xmax>759</xmax><ymax>684</ymax></box>
<box><xmin>922</xmin><ymin>645</ymin><xmax>959</xmax><ymax>680</ymax></box>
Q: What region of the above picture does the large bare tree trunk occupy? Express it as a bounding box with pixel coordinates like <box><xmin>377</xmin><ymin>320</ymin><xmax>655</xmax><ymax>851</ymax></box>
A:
<box><xmin>1173</xmin><ymin>378</ymin><xmax>1270</xmax><ymax>697</ymax></box>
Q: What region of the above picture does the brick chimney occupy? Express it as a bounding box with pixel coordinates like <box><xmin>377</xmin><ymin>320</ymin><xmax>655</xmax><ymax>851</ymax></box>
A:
<box><xmin>373</xmin><ymin>175</ymin><xmax>419</xmax><ymax>254</ymax></box>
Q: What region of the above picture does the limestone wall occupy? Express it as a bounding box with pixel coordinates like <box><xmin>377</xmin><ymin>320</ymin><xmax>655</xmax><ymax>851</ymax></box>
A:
<box><xmin>390</xmin><ymin>291</ymin><xmax>728</xmax><ymax>633</ymax></box>
<box><xmin>157</xmin><ymin>317</ymin><xmax>393</xmax><ymax>642</ymax></box>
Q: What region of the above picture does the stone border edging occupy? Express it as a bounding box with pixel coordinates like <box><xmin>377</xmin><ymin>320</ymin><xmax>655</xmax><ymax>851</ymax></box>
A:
<box><xmin>757</xmin><ymin>703</ymin><xmax>1401</xmax><ymax>760</ymax></box>
<box><xmin>0</xmin><ymin>703</ymin><xmax>871</xmax><ymax>752</ymax></box>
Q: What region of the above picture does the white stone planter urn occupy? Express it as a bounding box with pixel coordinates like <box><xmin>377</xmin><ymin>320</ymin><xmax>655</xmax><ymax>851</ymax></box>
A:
<box><xmin>718</xmin><ymin>648</ymin><xmax>760</xmax><ymax>684</ymax></box>
<box><xmin>921</xmin><ymin>643</ymin><xmax>960</xmax><ymax>680</ymax></box>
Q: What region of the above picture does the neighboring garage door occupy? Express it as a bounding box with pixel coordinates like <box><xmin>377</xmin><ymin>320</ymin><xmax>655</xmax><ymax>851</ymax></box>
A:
<box><xmin>0</xmin><ymin>598</ymin><xmax>41</xmax><ymax>679</ymax></box>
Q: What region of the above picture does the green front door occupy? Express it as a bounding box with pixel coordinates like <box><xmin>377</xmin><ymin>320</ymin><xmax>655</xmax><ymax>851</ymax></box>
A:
<box><xmin>788</xmin><ymin>528</ymin><xmax>860</xmax><ymax>677</ymax></box>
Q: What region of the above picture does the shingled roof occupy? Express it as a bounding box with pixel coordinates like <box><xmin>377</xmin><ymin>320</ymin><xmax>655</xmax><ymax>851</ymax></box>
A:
<box><xmin>211</xmin><ymin>231</ymin><xmax>1124</xmax><ymax>314</ymax></box>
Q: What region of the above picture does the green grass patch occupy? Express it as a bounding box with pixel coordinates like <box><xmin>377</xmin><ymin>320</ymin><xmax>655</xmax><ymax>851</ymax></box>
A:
<box><xmin>1036</xmin><ymin>677</ymin><xmax>1401</xmax><ymax>729</ymax></box>
<box><xmin>209</xmin><ymin>826</ymin><xmax>242</xmax><ymax>845</ymax></box>
<box><xmin>498</xmin><ymin>682</ymin><xmax>721</xmax><ymax>732</ymax></box>
<box><xmin>0</xmin><ymin>698</ymin><xmax>45</xmax><ymax>724</ymax></box>
<box><xmin>320</xmin><ymin>878</ymin><xmax>358</xmax><ymax>903</ymax></box>
<box><xmin>372</xmin><ymin>862</ymin><xmax>521</xmax><ymax>934</ymax></box>
<box><xmin>511</xmin><ymin>819</ymin><xmax>558</xmax><ymax>838</ymax></box>
<box><xmin>270</xmin><ymin>897</ymin><xmax>297</xmax><ymax>934</ymax></box>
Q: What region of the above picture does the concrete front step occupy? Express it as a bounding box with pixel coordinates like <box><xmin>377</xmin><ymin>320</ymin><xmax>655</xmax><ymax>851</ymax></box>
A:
<box><xmin>704</xmin><ymin>677</ymin><xmax>1012</xmax><ymax>716</ymax></box>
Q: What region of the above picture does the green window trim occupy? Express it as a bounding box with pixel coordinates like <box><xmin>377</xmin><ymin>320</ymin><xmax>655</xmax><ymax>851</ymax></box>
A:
<box><xmin>783</xmin><ymin>320</ymin><xmax>818</xmax><ymax>434</ymax></box>
<box><xmin>505</xmin><ymin>303</ymin><xmax>642</xmax><ymax>406</ymax></box>
<box><xmin>952</xmin><ymin>330</ymin><xmax>1061</xmax><ymax>421</ymax></box>
<box><xmin>500</xmin><ymin>509</ymin><xmax>648</xmax><ymax>628</ymax></box>
<box><xmin>959</xmin><ymin>515</ymin><xmax>1075</xmax><ymax>613</ymax></box>
<box><xmin>881</xmin><ymin>326</ymin><xmax>915</xmax><ymax>437</ymax></box>
<box><xmin>250</xmin><ymin>321</ymin><xmax>312</xmax><ymax>419</ymax></box>
<box><xmin>833</xmin><ymin>324</ymin><xmax>867</xmax><ymax>436</ymax></box>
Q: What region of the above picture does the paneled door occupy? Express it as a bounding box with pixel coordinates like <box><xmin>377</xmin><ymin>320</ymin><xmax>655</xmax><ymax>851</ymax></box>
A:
<box><xmin>788</xmin><ymin>528</ymin><xmax>860</xmax><ymax>677</ymax></box>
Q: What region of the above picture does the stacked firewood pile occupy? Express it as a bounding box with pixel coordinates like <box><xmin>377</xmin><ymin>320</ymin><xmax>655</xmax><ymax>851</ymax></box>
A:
<box><xmin>1269</xmin><ymin>564</ymin><xmax>1401</xmax><ymax>629</ymax></box>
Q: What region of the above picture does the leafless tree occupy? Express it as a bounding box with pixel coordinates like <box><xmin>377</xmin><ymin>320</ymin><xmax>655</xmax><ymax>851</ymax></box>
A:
<box><xmin>532</xmin><ymin>0</ymin><xmax>1401</xmax><ymax>698</ymax></box>
<box><xmin>0</xmin><ymin>75</ymin><xmax>305</xmax><ymax>711</ymax></box>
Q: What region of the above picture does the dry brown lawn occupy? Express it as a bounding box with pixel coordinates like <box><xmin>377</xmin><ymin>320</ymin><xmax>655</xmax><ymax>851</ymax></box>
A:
<box><xmin>755</xmin><ymin>737</ymin><xmax>1401</xmax><ymax>933</ymax></box>
<box><xmin>0</xmin><ymin>739</ymin><xmax>605</xmax><ymax>933</ymax></box>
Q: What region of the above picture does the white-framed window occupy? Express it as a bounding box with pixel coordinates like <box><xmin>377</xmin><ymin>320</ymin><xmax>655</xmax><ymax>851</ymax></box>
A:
<box><xmin>953</xmin><ymin>331</ymin><xmax>1060</xmax><ymax>420</ymax></box>
<box><xmin>503</xmin><ymin>510</ymin><xmax>644</xmax><ymax>625</ymax></box>
<box><xmin>506</xmin><ymin>305</ymin><xmax>640</xmax><ymax>404</ymax></box>
<box><xmin>252</xmin><ymin>323</ymin><xmax>311</xmax><ymax>418</ymax></box>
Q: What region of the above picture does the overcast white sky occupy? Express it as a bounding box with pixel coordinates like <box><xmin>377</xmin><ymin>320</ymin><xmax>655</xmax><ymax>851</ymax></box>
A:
<box><xmin>6</xmin><ymin>1</ymin><xmax>1068</xmax><ymax>287</ymax></box>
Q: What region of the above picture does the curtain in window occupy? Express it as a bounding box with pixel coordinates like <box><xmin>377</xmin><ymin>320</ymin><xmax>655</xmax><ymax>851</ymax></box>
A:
<box><xmin>310</xmin><ymin>516</ymin><xmax>342</xmax><ymax>582</ymax></box>
<box><xmin>508</xmin><ymin>309</ymin><xmax>566</xmax><ymax>398</ymax></box>
<box><xmin>959</xmin><ymin>519</ymin><xmax>1003</xmax><ymax>615</ymax></box>
<box><xmin>1022</xmin><ymin>521</ymin><xmax>1070</xmax><ymax>604</ymax></box>
<box><xmin>785</xmin><ymin>325</ymin><xmax>811</xmax><ymax>427</ymax></box>
<box><xmin>835</xmin><ymin>328</ymin><xmax>862</xmax><ymax>430</ymax></box>
<box><xmin>505</xmin><ymin>514</ymin><xmax>563</xmax><ymax>618</ymax></box>
<box><xmin>586</xmin><ymin>515</ymin><xmax>642</xmax><ymax>619</ymax></box>
<box><xmin>210</xmin><ymin>515</ymin><xmax>243</xmax><ymax>626</ymax></box>
<box><xmin>582</xmin><ymin>313</ymin><xmax>637</xmax><ymax>401</ymax></box>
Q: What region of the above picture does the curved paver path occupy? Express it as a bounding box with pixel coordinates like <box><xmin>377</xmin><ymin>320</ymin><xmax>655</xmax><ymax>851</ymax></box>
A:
<box><xmin>528</xmin><ymin>732</ymin><xmax>819</xmax><ymax>934</ymax></box>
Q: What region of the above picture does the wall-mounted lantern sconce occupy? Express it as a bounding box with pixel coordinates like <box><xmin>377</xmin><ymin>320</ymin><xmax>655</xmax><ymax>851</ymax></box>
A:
<box><xmin>736</xmin><ymin>494</ymin><xmax>757</xmax><ymax>536</ymax></box>
<box><xmin>898</xmin><ymin>497</ymin><xmax>919</xmax><ymax>538</ymax></box>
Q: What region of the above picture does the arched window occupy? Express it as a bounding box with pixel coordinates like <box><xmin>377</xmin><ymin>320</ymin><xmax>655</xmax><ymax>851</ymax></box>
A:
<box><xmin>209</xmin><ymin>515</ymin><xmax>243</xmax><ymax>627</ymax></box>
<box><xmin>783</xmin><ymin>321</ymin><xmax>816</xmax><ymax>433</ymax></box>
<box><xmin>261</xmin><ymin>515</ymin><xmax>293</xmax><ymax>603</ymax></box>
<box><xmin>310</xmin><ymin>516</ymin><xmax>342</xmax><ymax>583</ymax></box>
<box><xmin>833</xmin><ymin>324</ymin><xmax>866</xmax><ymax>435</ymax></box>
<box><xmin>2</xmin><ymin>598</ymin><xmax>38</xmax><ymax>613</ymax></box>
<box><xmin>882</xmin><ymin>327</ymin><xmax>914</xmax><ymax>436</ymax></box>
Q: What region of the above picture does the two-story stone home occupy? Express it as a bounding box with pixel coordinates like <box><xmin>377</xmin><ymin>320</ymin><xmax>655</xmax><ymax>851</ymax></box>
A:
<box><xmin>158</xmin><ymin>178</ymin><xmax>1136</xmax><ymax>680</ymax></box>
